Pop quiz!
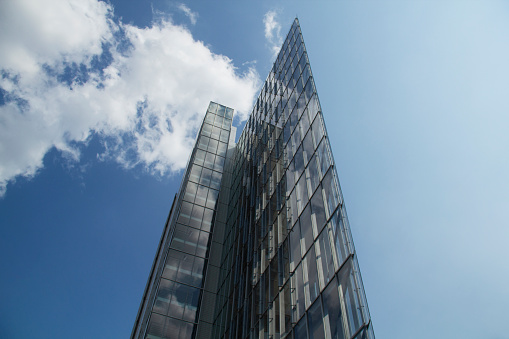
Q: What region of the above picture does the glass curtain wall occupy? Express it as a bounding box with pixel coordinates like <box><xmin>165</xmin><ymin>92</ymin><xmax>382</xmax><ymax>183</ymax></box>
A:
<box><xmin>212</xmin><ymin>19</ymin><xmax>374</xmax><ymax>339</ymax></box>
<box><xmin>132</xmin><ymin>102</ymin><xmax>234</xmax><ymax>339</ymax></box>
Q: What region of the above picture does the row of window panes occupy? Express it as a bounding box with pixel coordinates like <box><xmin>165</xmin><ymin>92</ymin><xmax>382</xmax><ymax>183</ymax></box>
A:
<box><xmin>188</xmin><ymin>163</ymin><xmax>223</xmax><ymax>190</ymax></box>
<box><xmin>178</xmin><ymin>199</ymin><xmax>215</xmax><ymax>232</ymax></box>
<box><xmin>207</xmin><ymin>102</ymin><xmax>234</xmax><ymax>120</ymax></box>
<box><xmin>193</xmin><ymin>148</ymin><xmax>225</xmax><ymax>172</ymax></box>
<box><xmin>204</xmin><ymin>112</ymin><xmax>232</xmax><ymax>131</ymax></box>
<box><xmin>183</xmin><ymin>180</ymin><xmax>219</xmax><ymax>210</ymax></box>
<box><xmin>197</xmin><ymin>135</ymin><xmax>228</xmax><ymax>157</ymax></box>
<box><xmin>248</xmin><ymin>51</ymin><xmax>310</xmax><ymax>142</ymax></box>
<box><xmin>146</xmin><ymin>312</ymin><xmax>195</xmax><ymax>339</ymax></box>
<box><xmin>216</xmin><ymin>255</ymin><xmax>366</xmax><ymax>339</ymax></box>
<box><xmin>201</xmin><ymin>122</ymin><xmax>230</xmax><ymax>143</ymax></box>
<box><xmin>246</xmin><ymin>73</ymin><xmax>318</xmax><ymax>176</ymax></box>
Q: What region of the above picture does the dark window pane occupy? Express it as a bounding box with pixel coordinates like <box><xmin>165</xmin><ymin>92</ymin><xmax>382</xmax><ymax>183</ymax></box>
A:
<box><xmin>206</xmin><ymin>188</ymin><xmax>218</xmax><ymax>209</ymax></box>
<box><xmin>177</xmin><ymin>201</ymin><xmax>192</xmax><ymax>225</ymax></box>
<box><xmin>323</xmin><ymin>278</ymin><xmax>347</xmax><ymax>339</ymax></box>
<box><xmin>193</xmin><ymin>149</ymin><xmax>205</xmax><ymax>166</ymax></box>
<box><xmin>293</xmin><ymin>315</ymin><xmax>307</xmax><ymax>339</ymax></box>
<box><xmin>306</xmin><ymin>155</ymin><xmax>320</xmax><ymax>195</ymax></box>
<box><xmin>153</xmin><ymin>278</ymin><xmax>173</xmax><ymax>315</ymax></box>
<box><xmin>311</xmin><ymin>115</ymin><xmax>324</xmax><ymax>149</ymax></box>
<box><xmin>310</xmin><ymin>188</ymin><xmax>327</xmax><ymax>238</ymax></box>
<box><xmin>317</xmin><ymin>226</ymin><xmax>336</xmax><ymax>288</ymax></box>
<box><xmin>338</xmin><ymin>259</ymin><xmax>363</xmax><ymax>335</ymax></box>
<box><xmin>292</xmin><ymin>263</ymin><xmax>305</xmax><ymax>322</ymax></box>
<box><xmin>146</xmin><ymin>313</ymin><xmax>167</xmax><ymax>338</ymax></box>
<box><xmin>322</xmin><ymin>169</ymin><xmax>340</xmax><ymax>217</ymax></box>
<box><xmin>307</xmin><ymin>299</ymin><xmax>325</xmax><ymax>339</ymax></box>
<box><xmin>178</xmin><ymin>320</ymin><xmax>196</xmax><ymax>339</ymax></box>
<box><xmin>330</xmin><ymin>207</ymin><xmax>351</xmax><ymax>265</ymax></box>
<box><xmin>302</xmin><ymin>131</ymin><xmax>314</xmax><ymax>166</ymax></box>
<box><xmin>171</xmin><ymin>224</ymin><xmax>200</xmax><ymax>255</ymax></box>
<box><xmin>195</xmin><ymin>185</ymin><xmax>208</xmax><ymax>207</ymax></box>
<box><xmin>316</xmin><ymin>139</ymin><xmax>331</xmax><ymax>178</ymax></box>
<box><xmin>288</xmin><ymin>188</ymin><xmax>298</xmax><ymax>226</ymax></box>
<box><xmin>289</xmin><ymin>220</ymin><xmax>302</xmax><ymax>271</ymax></box>
<box><xmin>307</xmin><ymin>94</ymin><xmax>319</xmax><ymax>122</ymax></box>
<box><xmin>296</xmin><ymin>174</ymin><xmax>308</xmax><ymax>214</ymax></box>
<box><xmin>196</xmin><ymin>231</ymin><xmax>210</xmax><ymax>257</ymax></box>
<box><xmin>189</xmin><ymin>164</ymin><xmax>202</xmax><ymax>183</ymax></box>
<box><xmin>184</xmin><ymin>182</ymin><xmax>197</xmax><ymax>203</ymax></box>
<box><xmin>304</xmin><ymin>246</ymin><xmax>319</xmax><ymax>303</ymax></box>
<box><xmin>189</xmin><ymin>205</ymin><xmax>204</xmax><ymax>229</ymax></box>
<box><xmin>202</xmin><ymin>207</ymin><xmax>214</xmax><ymax>232</ymax></box>
<box><xmin>299</xmin><ymin>204</ymin><xmax>313</xmax><ymax>254</ymax></box>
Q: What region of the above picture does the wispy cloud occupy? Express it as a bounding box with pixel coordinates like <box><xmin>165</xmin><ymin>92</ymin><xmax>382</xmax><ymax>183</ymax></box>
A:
<box><xmin>263</xmin><ymin>10</ymin><xmax>283</xmax><ymax>58</ymax></box>
<box><xmin>0</xmin><ymin>0</ymin><xmax>260</xmax><ymax>196</ymax></box>
<box><xmin>177</xmin><ymin>3</ymin><xmax>198</xmax><ymax>25</ymax></box>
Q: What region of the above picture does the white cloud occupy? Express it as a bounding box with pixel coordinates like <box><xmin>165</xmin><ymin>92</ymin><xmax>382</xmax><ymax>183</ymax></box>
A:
<box><xmin>263</xmin><ymin>10</ymin><xmax>283</xmax><ymax>58</ymax></box>
<box><xmin>0</xmin><ymin>0</ymin><xmax>260</xmax><ymax>196</ymax></box>
<box><xmin>177</xmin><ymin>3</ymin><xmax>198</xmax><ymax>25</ymax></box>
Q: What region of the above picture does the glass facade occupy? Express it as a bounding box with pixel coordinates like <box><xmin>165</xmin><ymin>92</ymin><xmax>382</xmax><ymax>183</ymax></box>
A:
<box><xmin>132</xmin><ymin>19</ymin><xmax>373</xmax><ymax>339</ymax></box>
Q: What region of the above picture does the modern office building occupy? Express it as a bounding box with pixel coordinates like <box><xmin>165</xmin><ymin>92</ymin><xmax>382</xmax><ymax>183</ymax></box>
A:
<box><xmin>132</xmin><ymin>19</ymin><xmax>374</xmax><ymax>339</ymax></box>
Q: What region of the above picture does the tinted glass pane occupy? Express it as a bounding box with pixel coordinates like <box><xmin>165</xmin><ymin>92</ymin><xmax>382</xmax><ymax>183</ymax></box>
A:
<box><xmin>299</xmin><ymin>205</ymin><xmax>313</xmax><ymax>254</ymax></box>
<box><xmin>208</xmin><ymin>139</ymin><xmax>218</xmax><ymax>153</ymax></box>
<box><xmin>204</xmin><ymin>152</ymin><xmax>215</xmax><ymax>169</ymax></box>
<box><xmin>306</xmin><ymin>155</ymin><xmax>320</xmax><ymax>196</ymax></box>
<box><xmin>311</xmin><ymin>115</ymin><xmax>324</xmax><ymax>148</ymax></box>
<box><xmin>289</xmin><ymin>220</ymin><xmax>301</xmax><ymax>271</ymax></box>
<box><xmin>330</xmin><ymin>208</ymin><xmax>351</xmax><ymax>265</ymax></box>
<box><xmin>310</xmin><ymin>188</ymin><xmax>327</xmax><ymax>238</ymax></box>
<box><xmin>304</xmin><ymin>246</ymin><xmax>319</xmax><ymax>304</ymax></box>
<box><xmin>193</xmin><ymin>149</ymin><xmax>205</xmax><ymax>166</ymax></box>
<box><xmin>189</xmin><ymin>164</ymin><xmax>202</xmax><ymax>183</ymax></box>
<box><xmin>146</xmin><ymin>313</ymin><xmax>167</xmax><ymax>338</ymax></box>
<box><xmin>316</xmin><ymin>226</ymin><xmax>336</xmax><ymax>288</ymax></box>
<box><xmin>293</xmin><ymin>316</ymin><xmax>307</xmax><ymax>339</ymax></box>
<box><xmin>177</xmin><ymin>202</ymin><xmax>192</xmax><ymax>225</ymax></box>
<box><xmin>200</xmin><ymin>168</ymin><xmax>212</xmax><ymax>186</ymax></box>
<box><xmin>322</xmin><ymin>169</ymin><xmax>339</xmax><ymax>217</ymax></box>
<box><xmin>302</xmin><ymin>131</ymin><xmax>314</xmax><ymax>165</ymax></box>
<box><xmin>171</xmin><ymin>224</ymin><xmax>200</xmax><ymax>255</ymax></box>
<box><xmin>292</xmin><ymin>263</ymin><xmax>305</xmax><ymax>322</ymax></box>
<box><xmin>202</xmin><ymin>207</ymin><xmax>214</xmax><ymax>232</ymax></box>
<box><xmin>338</xmin><ymin>259</ymin><xmax>363</xmax><ymax>334</ymax></box>
<box><xmin>184</xmin><ymin>182</ymin><xmax>197</xmax><ymax>203</ymax></box>
<box><xmin>196</xmin><ymin>230</ymin><xmax>209</xmax><ymax>257</ymax></box>
<box><xmin>153</xmin><ymin>278</ymin><xmax>172</xmax><ymax>315</ymax></box>
<box><xmin>202</xmin><ymin>123</ymin><xmax>212</xmax><ymax>137</ymax></box>
<box><xmin>307</xmin><ymin>299</ymin><xmax>325</xmax><ymax>339</ymax></box>
<box><xmin>323</xmin><ymin>278</ymin><xmax>346</xmax><ymax>339</ymax></box>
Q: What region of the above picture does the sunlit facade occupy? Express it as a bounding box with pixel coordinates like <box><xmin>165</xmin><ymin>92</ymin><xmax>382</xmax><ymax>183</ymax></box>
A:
<box><xmin>132</xmin><ymin>19</ymin><xmax>374</xmax><ymax>339</ymax></box>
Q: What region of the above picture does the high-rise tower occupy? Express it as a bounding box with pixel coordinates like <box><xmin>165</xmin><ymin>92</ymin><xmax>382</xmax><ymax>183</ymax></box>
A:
<box><xmin>132</xmin><ymin>19</ymin><xmax>374</xmax><ymax>339</ymax></box>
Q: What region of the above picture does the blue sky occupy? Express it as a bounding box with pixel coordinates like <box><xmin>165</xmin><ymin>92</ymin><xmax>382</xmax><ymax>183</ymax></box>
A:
<box><xmin>1</xmin><ymin>1</ymin><xmax>508</xmax><ymax>338</ymax></box>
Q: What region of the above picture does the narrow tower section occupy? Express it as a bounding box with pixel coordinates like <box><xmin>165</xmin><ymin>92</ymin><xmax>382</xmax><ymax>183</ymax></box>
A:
<box><xmin>132</xmin><ymin>102</ymin><xmax>235</xmax><ymax>339</ymax></box>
